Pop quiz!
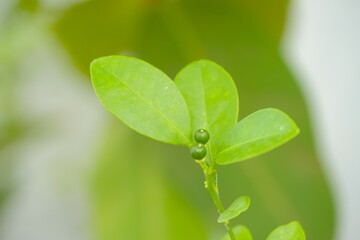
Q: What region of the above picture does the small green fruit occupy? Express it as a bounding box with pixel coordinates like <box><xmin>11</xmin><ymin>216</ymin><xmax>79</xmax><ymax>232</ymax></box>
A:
<box><xmin>194</xmin><ymin>129</ymin><xmax>210</xmax><ymax>144</ymax></box>
<box><xmin>190</xmin><ymin>143</ymin><xmax>207</xmax><ymax>159</ymax></box>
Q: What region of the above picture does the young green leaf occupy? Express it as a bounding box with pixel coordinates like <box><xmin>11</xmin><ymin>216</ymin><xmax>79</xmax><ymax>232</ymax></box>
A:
<box><xmin>174</xmin><ymin>60</ymin><xmax>238</xmax><ymax>154</ymax></box>
<box><xmin>266</xmin><ymin>221</ymin><xmax>306</xmax><ymax>240</ymax></box>
<box><xmin>220</xmin><ymin>225</ymin><xmax>253</xmax><ymax>240</ymax></box>
<box><xmin>215</xmin><ymin>108</ymin><xmax>299</xmax><ymax>165</ymax></box>
<box><xmin>90</xmin><ymin>56</ymin><xmax>192</xmax><ymax>146</ymax></box>
<box><xmin>218</xmin><ymin>196</ymin><xmax>250</xmax><ymax>223</ymax></box>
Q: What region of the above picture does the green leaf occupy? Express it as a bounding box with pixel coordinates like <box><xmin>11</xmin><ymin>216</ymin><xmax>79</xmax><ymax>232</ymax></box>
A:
<box><xmin>266</xmin><ymin>221</ymin><xmax>306</xmax><ymax>240</ymax></box>
<box><xmin>215</xmin><ymin>108</ymin><xmax>299</xmax><ymax>165</ymax></box>
<box><xmin>174</xmin><ymin>60</ymin><xmax>238</xmax><ymax>154</ymax></box>
<box><xmin>56</xmin><ymin>2</ymin><xmax>335</xmax><ymax>239</ymax></box>
<box><xmin>218</xmin><ymin>196</ymin><xmax>250</xmax><ymax>223</ymax></box>
<box><xmin>90</xmin><ymin>55</ymin><xmax>192</xmax><ymax>146</ymax></box>
<box><xmin>220</xmin><ymin>225</ymin><xmax>253</xmax><ymax>240</ymax></box>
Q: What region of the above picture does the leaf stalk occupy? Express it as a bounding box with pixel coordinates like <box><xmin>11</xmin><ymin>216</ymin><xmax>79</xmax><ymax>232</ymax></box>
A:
<box><xmin>197</xmin><ymin>160</ymin><xmax>236</xmax><ymax>240</ymax></box>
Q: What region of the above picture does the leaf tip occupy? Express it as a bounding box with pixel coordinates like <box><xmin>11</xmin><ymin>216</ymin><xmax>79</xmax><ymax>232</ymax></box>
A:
<box><xmin>89</xmin><ymin>56</ymin><xmax>110</xmax><ymax>78</ymax></box>
<box><xmin>267</xmin><ymin>221</ymin><xmax>306</xmax><ymax>240</ymax></box>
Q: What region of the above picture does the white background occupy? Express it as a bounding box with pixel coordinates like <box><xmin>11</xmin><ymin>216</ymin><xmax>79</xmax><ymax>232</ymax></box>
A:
<box><xmin>283</xmin><ymin>0</ymin><xmax>360</xmax><ymax>239</ymax></box>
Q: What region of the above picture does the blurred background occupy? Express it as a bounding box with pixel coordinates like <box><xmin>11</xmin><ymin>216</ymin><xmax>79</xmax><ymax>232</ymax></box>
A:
<box><xmin>0</xmin><ymin>0</ymin><xmax>359</xmax><ymax>239</ymax></box>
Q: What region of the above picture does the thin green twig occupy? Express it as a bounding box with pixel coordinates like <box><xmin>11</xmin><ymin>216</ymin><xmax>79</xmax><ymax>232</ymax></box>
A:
<box><xmin>196</xmin><ymin>160</ymin><xmax>236</xmax><ymax>240</ymax></box>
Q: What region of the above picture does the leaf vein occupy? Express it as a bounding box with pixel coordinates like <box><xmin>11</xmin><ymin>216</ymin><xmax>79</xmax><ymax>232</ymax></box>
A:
<box><xmin>215</xmin><ymin>132</ymin><xmax>295</xmax><ymax>158</ymax></box>
<box><xmin>100</xmin><ymin>65</ymin><xmax>191</xmax><ymax>144</ymax></box>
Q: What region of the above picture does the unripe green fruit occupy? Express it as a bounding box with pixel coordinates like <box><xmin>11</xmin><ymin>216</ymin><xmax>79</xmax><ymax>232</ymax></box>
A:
<box><xmin>194</xmin><ymin>129</ymin><xmax>210</xmax><ymax>144</ymax></box>
<box><xmin>190</xmin><ymin>143</ymin><xmax>207</xmax><ymax>159</ymax></box>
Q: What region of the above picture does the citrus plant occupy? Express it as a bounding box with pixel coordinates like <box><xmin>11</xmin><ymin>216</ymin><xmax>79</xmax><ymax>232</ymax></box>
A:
<box><xmin>90</xmin><ymin>55</ymin><xmax>305</xmax><ymax>240</ymax></box>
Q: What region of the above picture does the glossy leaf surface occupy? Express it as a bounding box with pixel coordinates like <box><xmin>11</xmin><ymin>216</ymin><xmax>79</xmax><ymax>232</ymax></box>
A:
<box><xmin>218</xmin><ymin>196</ymin><xmax>250</xmax><ymax>223</ymax></box>
<box><xmin>220</xmin><ymin>225</ymin><xmax>253</xmax><ymax>240</ymax></box>
<box><xmin>266</xmin><ymin>221</ymin><xmax>306</xmax><ymax>240</ymax></box>
<box><xmin>90</xmin><ymin>56</ymin><xmax>191</xmax><ymax>146</ymax></box>
<box><xmin>215</xmin><ymin>108</ymin><xmax>299</xmax><ymax>165</ymax></box>
<box><xmin>175</xmin><ymin>60</ymin><xmax>238</xmax><ymax>154</ymax></box>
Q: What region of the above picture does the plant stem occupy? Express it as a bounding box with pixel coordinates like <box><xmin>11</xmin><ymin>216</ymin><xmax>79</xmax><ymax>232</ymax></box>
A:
<box><xmin>198</xmin><ymin>160</ymin><xmax>236</xmax><ymax>240</ymax></box>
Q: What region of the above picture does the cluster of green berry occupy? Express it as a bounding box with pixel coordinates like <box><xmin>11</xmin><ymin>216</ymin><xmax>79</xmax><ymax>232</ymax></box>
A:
<box><xmin>190</xmin><ymin>129</ymin><xmax>210</xmax><ymax>159</ymax></box>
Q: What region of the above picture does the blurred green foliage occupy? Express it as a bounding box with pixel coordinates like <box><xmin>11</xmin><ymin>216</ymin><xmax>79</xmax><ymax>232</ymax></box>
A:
<box><xmin>52</xmin><ymin>0</ymin><xmax>335</xmax><ymax>239</ymax></box>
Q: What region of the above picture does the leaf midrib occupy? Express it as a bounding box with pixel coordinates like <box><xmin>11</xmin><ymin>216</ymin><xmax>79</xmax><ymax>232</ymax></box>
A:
<box><xmin>199</xmin><ymin>65</ymin><xmax>214</xmax><ymax>158</ymax></box>
<box><xmin>99</xmin><ymin>64</ymin><xmax>191</xmax><ymax>145</ymax></box>
<box><xmin>215</xmin><ymin>131</ymin><xmax>296</xmax><ymax>158</ymax></box>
